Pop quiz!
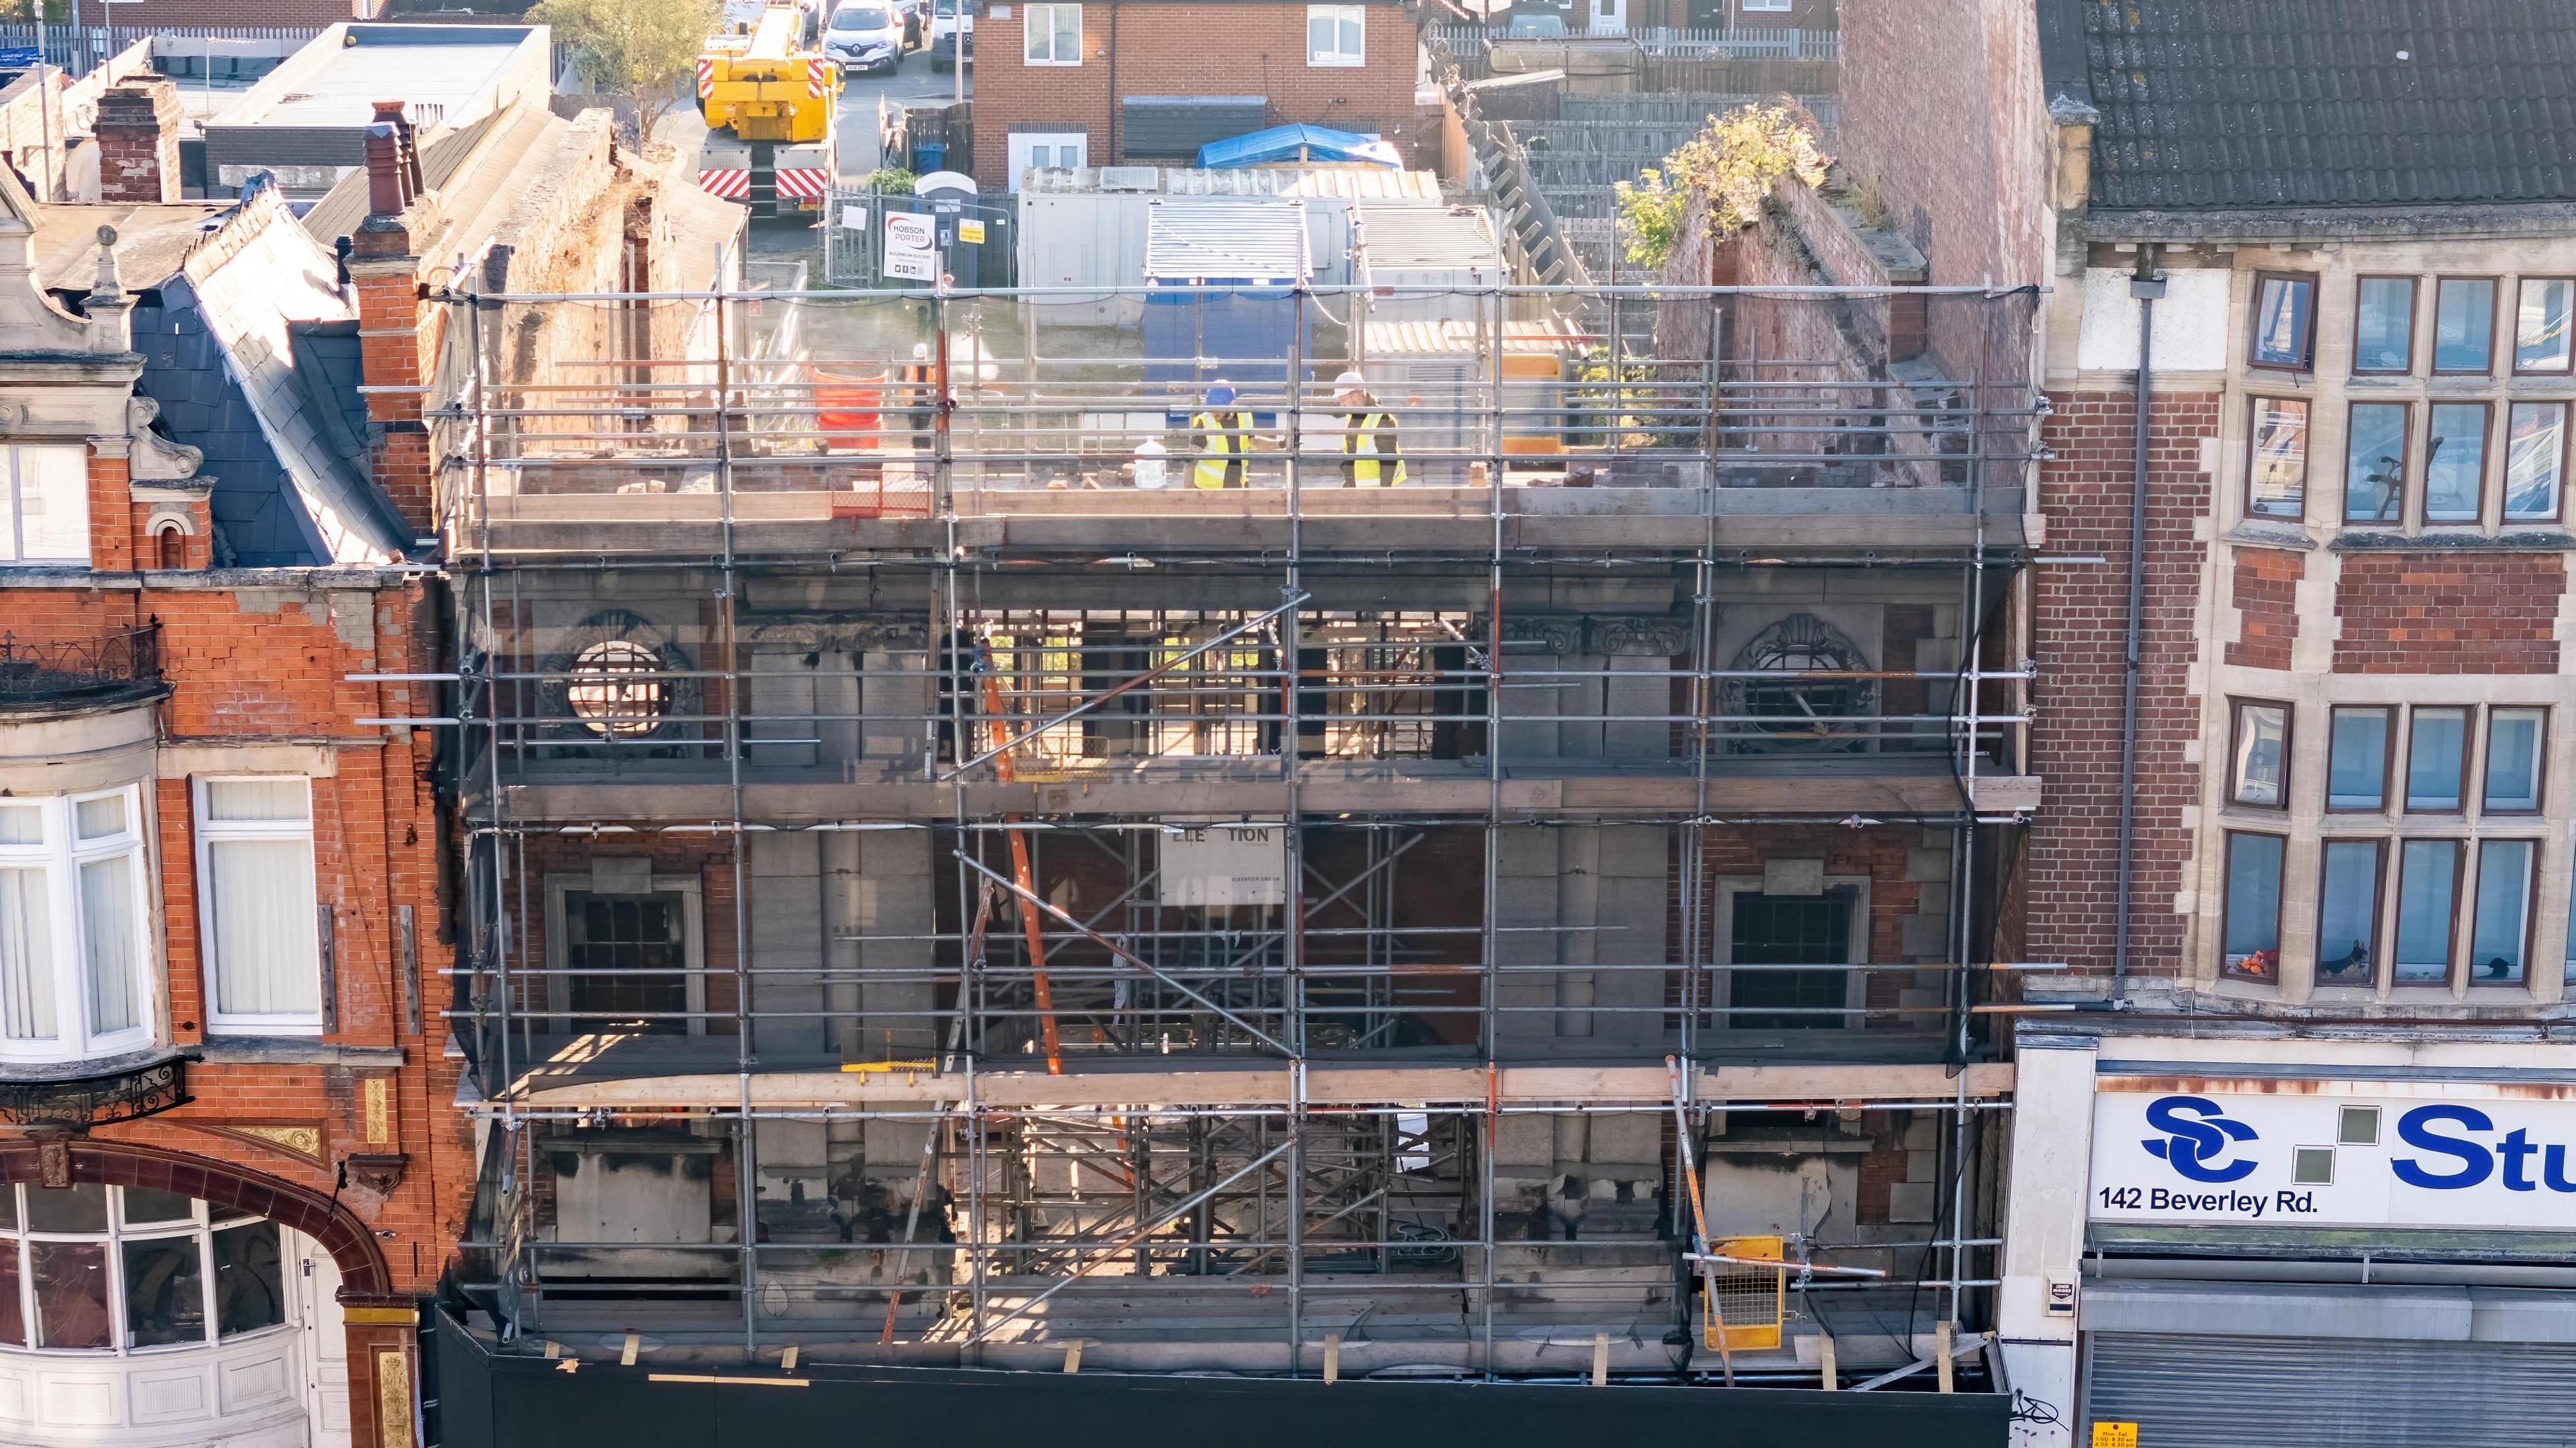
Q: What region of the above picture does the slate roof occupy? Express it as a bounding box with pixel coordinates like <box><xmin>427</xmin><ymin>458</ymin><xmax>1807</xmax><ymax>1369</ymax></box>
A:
<box><xmin>2048</xmin><ymin>0</ymin><xmax>2576</xmax><ymax>213</ymax></box>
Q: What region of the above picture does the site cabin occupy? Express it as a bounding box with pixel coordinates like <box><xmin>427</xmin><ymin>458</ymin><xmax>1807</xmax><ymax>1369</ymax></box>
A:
<box><xmin>698</xmin><ymin>0</ymin><xmax>840</xmax><ymax>217</ymax></box>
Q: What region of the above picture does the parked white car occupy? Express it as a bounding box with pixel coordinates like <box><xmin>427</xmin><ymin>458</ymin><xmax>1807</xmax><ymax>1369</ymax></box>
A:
<box><xmin>823</xmin><ymin>0</ymin><xmax>906</xmax><ymax>75</ymax></box>
<box><xmin>930</xmin><ymin>0</ymin><xmax>972</xmax><ymax>44</ymax></box>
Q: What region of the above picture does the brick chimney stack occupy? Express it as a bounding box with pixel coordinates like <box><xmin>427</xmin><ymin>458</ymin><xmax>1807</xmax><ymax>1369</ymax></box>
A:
<box><xmin>362</xmin><ymin>98</ymin><xmax>421</xmax><ymax>219</ymax></box>
<box><xmin>93</xmin><ymin>80</ymin><xmax>182</xmax><ymax>205</ymax></box>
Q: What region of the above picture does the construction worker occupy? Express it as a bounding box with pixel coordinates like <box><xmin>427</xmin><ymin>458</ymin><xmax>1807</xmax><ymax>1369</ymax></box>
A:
<box><xmin>1335</xmin><ymin>370</ymin><xmax>1406</xmax><ymax>487</ymax></box>
<box><xmin>900</xmin><ymin>342</ymin><xmax>936</xmax><ymax>455</ymax></box>
<box><xmin>1189</xmin><ymin>382</ymin><xmax>1255</xmax><ymax>489</ymax></box>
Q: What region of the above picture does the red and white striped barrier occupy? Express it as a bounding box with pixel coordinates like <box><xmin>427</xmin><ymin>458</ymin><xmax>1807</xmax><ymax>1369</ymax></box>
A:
<box><xmin>697</xmin><ymin>170</ymin><xmax>831</xmax><ymax>202</ymax></box>
<box><xmin>808</xmin><ymin>57</ymin><xmax>827</xmax><ymax>95</ymax></box>
<box><xmin>695</xmin><ymin>56</ymin><xmax>715</xmax><ymax>99</ymax></box>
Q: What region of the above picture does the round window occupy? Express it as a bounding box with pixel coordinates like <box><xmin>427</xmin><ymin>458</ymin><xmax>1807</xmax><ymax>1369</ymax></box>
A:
<box><xmin>566</xmin><ymin>639</ymin><xmax>667</xmax><ymax>738</ymax></box>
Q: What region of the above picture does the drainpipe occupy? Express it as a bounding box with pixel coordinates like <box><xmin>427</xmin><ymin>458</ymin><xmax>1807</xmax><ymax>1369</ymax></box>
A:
<box><xmin>2112</xmin><ymin>245</ymin><xmax>2163</xmax><ymax>993</ymax></box>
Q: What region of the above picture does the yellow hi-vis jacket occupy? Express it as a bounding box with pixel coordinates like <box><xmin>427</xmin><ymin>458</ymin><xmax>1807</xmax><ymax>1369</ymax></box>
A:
<box><xmin>1190</xmin><ymin>409</ymin><xmax>1254</xmax><ymax>488</ymax></box>
<box><xmin>1342</xmin><ymin>409</ymin><xmax>1406</xmax><ymax>486</ymax></box>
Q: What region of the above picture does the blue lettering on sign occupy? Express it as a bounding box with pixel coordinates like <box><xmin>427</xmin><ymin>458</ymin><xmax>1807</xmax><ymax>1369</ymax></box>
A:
<box><xmin>2141</xmin><ymin>1095</ymin><xmax>2258</xmax><ymax>1184</ymax></box>
<box><xmin>2392</xmin><ymin>1104</ymin><xmax>2495</xmax><ymax>1189</ymax></box>
<box><xmin>2386</xmin><ymin>1106</ymin><xmax>2576</xmax><ymax>1194</ymax></box>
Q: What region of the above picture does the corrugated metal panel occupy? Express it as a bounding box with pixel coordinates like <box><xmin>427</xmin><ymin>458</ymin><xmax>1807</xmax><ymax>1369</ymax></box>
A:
<box><xmin>1120</xmin><ymin>96</ymin><xmax>1266</xmax><ymax>160</ymax></box>
<box><xmin>1143</xmin><ymin>199</ymin><xmax>1309</xmax><ymax>283</ymax></box>
<box><xmin>1362</xmin><ymin>318</ymin><xmax>1564</xmax><ymax>356</ymax></box>
<box><xmin>1354</xmin><ymin>205</ymin><xmax>1506</xmax><ymax>277</ymax></box>
<box><xmin>2086</xmin><ymin>1332</ymin><xmax>2576</xmax><ymax>1448</ymax></box>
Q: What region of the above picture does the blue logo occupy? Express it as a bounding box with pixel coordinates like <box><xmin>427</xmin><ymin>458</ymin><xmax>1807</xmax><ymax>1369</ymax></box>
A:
<box><xmin>2142</xmin><ymin>1095</ymin><xmax>2259</xmax><ymax>1183</ymax></box>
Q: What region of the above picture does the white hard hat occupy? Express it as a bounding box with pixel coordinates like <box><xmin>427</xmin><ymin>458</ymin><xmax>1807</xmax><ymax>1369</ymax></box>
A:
<box><xmin>1333</xmin><ymin>370</ymin><xmax>1366</xmax><ymax>388</ymax></box>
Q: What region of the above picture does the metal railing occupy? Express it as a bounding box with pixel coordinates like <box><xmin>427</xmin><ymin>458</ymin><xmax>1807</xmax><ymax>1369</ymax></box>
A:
<box><xmin>435</xmin><ymin>282</ymin><xmax>2041</xmax><ymax>544</ymax></box>
<box><xmin>0</xmin><ymin>623</ymin><xmax>162</xmax><ymax>704</ymax></box>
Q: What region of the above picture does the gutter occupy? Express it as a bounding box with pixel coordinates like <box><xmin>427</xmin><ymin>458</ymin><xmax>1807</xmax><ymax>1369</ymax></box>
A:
<box><xmin>2112</xmin><ymin>245</ymin><xmax>2161</xmax><ymax>993</ymax></box>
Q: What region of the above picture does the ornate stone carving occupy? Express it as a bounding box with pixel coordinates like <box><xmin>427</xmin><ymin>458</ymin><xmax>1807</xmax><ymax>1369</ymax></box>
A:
<box><xmin>126</xmin><ymin>396</ymin><xmax>207</xmax><ymax>484</ymax></box>
<box><xmin>1587</xmin><ymin>616</ymin><xmax>1690</xmax><ymax>657</ymax></box>
<box><xmin>1499</xmin><ymin>614</ymin><xmax>1584</xmax><ymax>654</ymax></box>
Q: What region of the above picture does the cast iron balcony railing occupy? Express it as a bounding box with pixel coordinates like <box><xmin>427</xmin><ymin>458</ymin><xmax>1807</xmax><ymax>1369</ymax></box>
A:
<box><xmin>0</xmin><ymin>622</ymin><xmax>164</xmax><ymax>708</ymax></box>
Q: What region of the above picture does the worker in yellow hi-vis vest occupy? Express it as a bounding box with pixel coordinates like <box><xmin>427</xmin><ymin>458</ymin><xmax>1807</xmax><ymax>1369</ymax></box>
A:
<box><xmin>1334</xmin><ymin>370</ymin><xmax>1406</xmax><ymax>487</ymax></box>
<box><xmin>1189</xmin><ymin>382</ymin><xmax>1255</xmax><ymax>489</ymax></box>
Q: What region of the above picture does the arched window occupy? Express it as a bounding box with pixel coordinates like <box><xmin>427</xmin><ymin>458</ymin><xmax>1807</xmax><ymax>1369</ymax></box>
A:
<box><xmin>0</xmin><ymin>1184</ymin><xmax>284</xmax><ymax>1352</ymax></box>
<box><xmin>1725</xmin><ymin>614</ymin><xmax>1878</xmax><ymax>755</ymax></box>
<box><xmin>566</xmin><ymin>638</ymin><xmax>667</xmax><ymax>738</ymax></box>
<box><xmin>153</xmin><ymin>524</ymin><xmax>185</xmax><ymax>571</ymax></box>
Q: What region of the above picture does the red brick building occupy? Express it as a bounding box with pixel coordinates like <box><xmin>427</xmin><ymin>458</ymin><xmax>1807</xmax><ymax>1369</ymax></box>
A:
<box><xmin>0</xmin><ymin>95</ymin><xmax>445</xmax><ymax>1448</ymax></box>
<box><xmin>969</xmin><ymin>0</ymin><xmax>1426</xmax><ymax>187</ymax></box>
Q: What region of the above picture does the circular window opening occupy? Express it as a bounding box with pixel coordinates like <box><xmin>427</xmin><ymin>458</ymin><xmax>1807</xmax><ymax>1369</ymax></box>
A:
<box><xmin>566</xmin><ymin>639</ymin><xmax>666</xmax><ymax>738</ymax></box>
<box><xmin>1727</xmin><ymin>614</ymin><xmax>1876</xmax><ymax>755</ymax></box>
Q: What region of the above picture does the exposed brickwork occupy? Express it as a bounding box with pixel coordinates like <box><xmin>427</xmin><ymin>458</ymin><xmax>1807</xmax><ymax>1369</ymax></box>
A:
<box><xmin>969</xmin><ymin>0</ymin><xmax>1422</xmax><ymax>186</ymax></box>
<box><xmin>2330</xmin><ymin>553</ymin><xmax>2565</xmax><ymax>675</ymax></box>
<box><xmin>94</xmin><ymin>80</ymin><xmax>181</xmax><ymax>205</ymax></box>
<box><xmin>2025</xmin><ymin>388</ymin><xmax>2221</xmax><ymax>979</ymax></box>
<box><xmin>2224</xmin><ymin>545</ymin><xmax>2304</xmax><ymax>671</ymax></box>
<box><xmin>1837</xmin><ymin>0</ymin><xmax>2050</xmax><ymax>291</ymax></box>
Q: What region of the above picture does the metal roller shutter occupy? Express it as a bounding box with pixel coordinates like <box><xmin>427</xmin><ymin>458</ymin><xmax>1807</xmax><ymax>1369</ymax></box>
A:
<box><xmin>2086</xmin><ymin>1331</ymin><xmax>2576</xmax><ymax>1447</ymax></box>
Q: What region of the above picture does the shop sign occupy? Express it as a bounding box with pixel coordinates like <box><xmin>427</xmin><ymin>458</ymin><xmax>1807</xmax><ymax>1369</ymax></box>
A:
<box><xmin>2093</xmin><ymin>1088</ymin><xmax>2576</xmax><ymax>1230</ymax></box>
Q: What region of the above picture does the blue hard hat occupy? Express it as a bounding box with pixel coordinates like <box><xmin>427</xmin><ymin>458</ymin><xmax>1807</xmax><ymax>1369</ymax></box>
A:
<box><xmin>1204</xmin><ymin>383</ymin><xmax>1236</xmax><ymax>406</ymax></box>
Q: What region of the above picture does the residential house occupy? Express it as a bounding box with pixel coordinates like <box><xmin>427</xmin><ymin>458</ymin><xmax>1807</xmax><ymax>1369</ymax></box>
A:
<box><xmin>970</xmin><ymin>0</ymin><xmax>1428</xmax><ymax>187</ymax></box>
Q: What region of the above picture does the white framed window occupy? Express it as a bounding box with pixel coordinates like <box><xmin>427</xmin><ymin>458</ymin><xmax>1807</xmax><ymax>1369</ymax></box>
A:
<box><xmin>1739</xmin><ymin>0</ymin><xmax>1793</xmax><ymax>11</ymax></box>
<box><xmin>193</xmin><ymin>778</ymin><xmax>321</xmax><ymax>1036</ymax></box>
<box><xmin>0</xmin><ymin>445</ymin><xmax>90</xmax><ymax>565</ymax></box>
<box><xmin>1305</xmin><ymin>3</ymin><xmax>1363</xmax><ymax>64</ymax></box>
<box><xmin>0</xmin><ymin>1184</ymin><xmax>288</xmax><ymax>1353</ymax></box>
<box><xmin>1006</xmin><ymin>131</ymin><xmax>1087</xmax><ymax>186</ymax></box>
<box><xmin>1024</xmin><ymin>3</ymin><xmax>1081</xmax><ymax>64</ymax></box>
<box><xmin>0</xmin><ymin>788</ymin><xmax>150</xmax><ymax>1064</ymax></box>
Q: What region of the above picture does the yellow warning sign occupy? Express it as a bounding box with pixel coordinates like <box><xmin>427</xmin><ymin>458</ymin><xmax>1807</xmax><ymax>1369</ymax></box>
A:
<box><xmin>958</xmin><ymin>219</ymin><xmax>986</xmax><ymax>244</ymax></box>
<box><xmin>2092</xmin><ymin>1424</ymin><xmax>2139</xmax><ymax>1448</ymax></box>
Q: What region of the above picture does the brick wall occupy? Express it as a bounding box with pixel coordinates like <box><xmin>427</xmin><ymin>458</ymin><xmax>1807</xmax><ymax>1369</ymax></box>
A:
<box><xmin>969</xmin><ymin>0</ymin><xmax>1422</xmax><ymax>186</ymax></box>
<box><xmin>2331</xmin><ymin>553</ymin><xmax>2565</xmax><ymax>675</ymax></box>
<box><xmin>1835</xmin><ymin>0</ymin><xmax>2049</xmax><ymax>290</ymax></box>
<box><xmin>2025</xmin><ymin>388</ymin><xmax>2221</xmax><ymax>979</ymax></box>
<box><xmin>2224</xmin><ymin>545</ymin><xmax>2304</xmax><ymax>671</ymax></box>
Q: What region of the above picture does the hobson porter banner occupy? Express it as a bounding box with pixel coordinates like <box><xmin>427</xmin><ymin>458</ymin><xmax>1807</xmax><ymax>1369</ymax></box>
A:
<box><xmin>2092</xmin><ymin>1087</ymin><xmax>2576</xmax><ymax>1229</ymax></box>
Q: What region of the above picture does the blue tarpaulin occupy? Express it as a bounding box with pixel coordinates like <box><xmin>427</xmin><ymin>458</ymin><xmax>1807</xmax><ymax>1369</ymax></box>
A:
<box><xmin>1194</xmin><ymin>123</ymin><xmax>1403</xmax><ymax>170</ymax></box>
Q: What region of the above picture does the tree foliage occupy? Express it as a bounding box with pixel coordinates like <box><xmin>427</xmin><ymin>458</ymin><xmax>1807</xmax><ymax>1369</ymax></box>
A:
<box><xmin>1613</xmin><ymin>102</ymin><xmax>1829</xmax><ymax>270</ymax></box>
<box><xmin>535</xmin><ymin>0</ymin><xmax>723</xmax><ymax>147</ymax></box>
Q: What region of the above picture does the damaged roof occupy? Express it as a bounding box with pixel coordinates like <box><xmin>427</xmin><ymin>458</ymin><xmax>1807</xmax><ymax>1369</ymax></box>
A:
<box><xmin>122</xmin><ymin>182</ymin><xmax>411</xmax><ymax>566</ymax></box>
<box><xmin>2047</xmin><ymin>0</ymin><xmax>2576</xmax><ymax>213</ymax></box>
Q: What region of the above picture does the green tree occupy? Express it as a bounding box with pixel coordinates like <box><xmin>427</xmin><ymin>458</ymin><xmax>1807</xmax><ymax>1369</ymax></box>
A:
<box><xmin>1613</xmin><ymin>102</ymin><xmax>1829</xmax><ymax>270</ymax></box>
<box><xmin>534</xmin><ymin>0</ymin><xmax>722</xmax><ymax>148</ymax></box>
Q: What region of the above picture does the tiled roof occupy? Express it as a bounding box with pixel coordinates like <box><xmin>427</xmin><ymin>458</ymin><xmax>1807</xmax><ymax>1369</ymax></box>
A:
<box><xmin>2062</xmin><ymin>0</ymin><xmax>2576</xmax><ymax>212</ymax></box>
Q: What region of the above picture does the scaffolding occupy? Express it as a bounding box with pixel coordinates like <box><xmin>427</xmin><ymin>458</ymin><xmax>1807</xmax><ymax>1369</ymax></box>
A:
<box><xmin>421</xmin><ymin>278</ymin><xmax>2044</xmax><ymax>1384</ymax></box>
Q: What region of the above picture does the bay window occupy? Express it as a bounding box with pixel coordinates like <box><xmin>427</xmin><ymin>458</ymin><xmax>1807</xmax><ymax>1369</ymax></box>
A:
<box><xmin>195</xmin><ymin>778</ymin><xmax>321</xmax><ymax>1034</ymax></box>
<box><xmin>0</xmin><ymin>788</ymin><xmax>150</xmax><ymax>1063</ymax></box>
<box><xmin>0</xmin><ymin>1184</ymin><xmax>285</xmax><ymax>1355</ymax></box>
